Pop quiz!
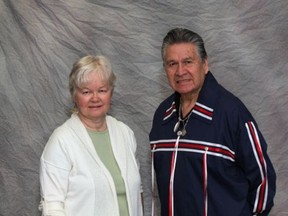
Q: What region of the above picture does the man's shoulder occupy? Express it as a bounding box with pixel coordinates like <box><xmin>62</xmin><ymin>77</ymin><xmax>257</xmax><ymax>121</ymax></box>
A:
<box><xmin>155</xmin><ymin>93</ymin><xmax>176</xmax><ymax>113</ymax></box>
<box><xmin>214</xmin><ymin>85</ymin><xmax>253</xmax><ymax>123</ymax></box>
<box><xmin>217</xmin><ymin>85</ymin><xmax>247</xmax><ymax>110</ymax></box>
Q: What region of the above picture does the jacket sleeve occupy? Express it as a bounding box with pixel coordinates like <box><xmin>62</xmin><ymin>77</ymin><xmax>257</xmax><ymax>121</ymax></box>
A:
<box><xmin>39</xmin><ymin>128</ymin><xmax>72</xmax><ymax>216</ymax></box>
<box><xmin>129</xmin><ymin>128</ymin><xmax>144</xmax><ymax>194</ymax></box>
<box><xmin>236</xmin><ymin>113</ymin><xmax>276</xmax><ymax>215</ymax></box>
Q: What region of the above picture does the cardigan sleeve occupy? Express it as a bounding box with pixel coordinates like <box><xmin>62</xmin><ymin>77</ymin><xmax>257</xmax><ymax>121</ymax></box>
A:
<box><xmin>39</xmin><ymin>128</ymin><xmax>72</xmax><ymax>216</ymax></box>
<box><xmin>127</xmin><ymin>126</ymin><xmax>143</xmax><ymax>194</ymax></box>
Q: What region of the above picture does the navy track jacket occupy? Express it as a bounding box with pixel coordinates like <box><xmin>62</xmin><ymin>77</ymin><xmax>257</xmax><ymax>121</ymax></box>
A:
<box><xmin>150</xmin><ymin>72</ymin><xmax>276</xmax><ymax>216</ymax></box>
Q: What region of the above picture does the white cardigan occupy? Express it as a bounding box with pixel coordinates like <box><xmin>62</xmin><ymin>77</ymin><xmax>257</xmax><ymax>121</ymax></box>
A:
<box><xmin>39</xmin><ymin>113</ymin><xmax>143</xmax><ymax>216</ymax></box>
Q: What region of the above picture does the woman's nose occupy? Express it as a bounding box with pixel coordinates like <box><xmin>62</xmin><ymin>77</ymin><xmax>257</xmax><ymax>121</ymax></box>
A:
<box><xmin>91</xmin><ymin>92</ymin><xmax>99</xmax><ymax>100</ymax></box>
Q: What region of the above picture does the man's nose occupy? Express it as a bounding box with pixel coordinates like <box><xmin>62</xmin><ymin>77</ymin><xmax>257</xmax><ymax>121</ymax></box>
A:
<box><xmin>176</xmin><ymin>63</ymin><xmax>185</xmax><ymax>76</ymax></box>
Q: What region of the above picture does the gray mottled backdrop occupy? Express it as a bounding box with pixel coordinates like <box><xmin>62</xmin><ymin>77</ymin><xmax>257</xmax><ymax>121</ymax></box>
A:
<box><xmin>0</xmin><ymin>0</ymin><xmax>287</xmax><ymax>215</ymax></box>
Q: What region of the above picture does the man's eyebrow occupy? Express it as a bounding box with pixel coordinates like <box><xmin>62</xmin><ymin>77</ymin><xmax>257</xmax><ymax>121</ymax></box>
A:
<box><xmin>165</xmin><ymin>59</ymin><xmax>177</xmax><ymax>63</ymax></box>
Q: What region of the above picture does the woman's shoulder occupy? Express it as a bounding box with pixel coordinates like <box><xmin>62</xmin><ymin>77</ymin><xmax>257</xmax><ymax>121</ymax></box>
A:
<box><xmin>45</xmin><ymin>114</ymin><xmax>81</xmax><ymax>147</ymax></box>
<box><xmin>106</xmin><ymin>115</ymin><xmax>129</xmax><ymax>127</ymax></box>
<box><xmin>106</xmin><ymin>115</ymin><xmax>134</xmax><ymax>134</ymax></box>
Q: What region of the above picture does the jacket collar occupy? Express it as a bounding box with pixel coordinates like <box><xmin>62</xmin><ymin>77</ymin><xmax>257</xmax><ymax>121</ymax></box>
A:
<box><xmin>162</xmin><ymin>71</ymin><xmax>218</xmax><ymax>124</ymax></box>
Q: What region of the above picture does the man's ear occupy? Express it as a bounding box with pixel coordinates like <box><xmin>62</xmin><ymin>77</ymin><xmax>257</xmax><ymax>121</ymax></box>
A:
<box><xmin>204</xmin><ymin>59</ymin><xmax>209</xmax><ymax>74</ymax></box>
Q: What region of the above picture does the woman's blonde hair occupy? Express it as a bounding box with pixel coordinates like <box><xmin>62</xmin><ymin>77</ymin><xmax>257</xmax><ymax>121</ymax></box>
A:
<box><xmin>69</xmin><ymin>55</ymin><xmax>116</xmax><ymax>97</ymax></box>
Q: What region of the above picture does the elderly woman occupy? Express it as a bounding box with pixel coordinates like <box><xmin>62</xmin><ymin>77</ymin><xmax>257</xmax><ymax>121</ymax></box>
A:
<box><xmin>39</xmin><ymin>55</ymin><xmax>143</xmax><ymax>216</ymax></box>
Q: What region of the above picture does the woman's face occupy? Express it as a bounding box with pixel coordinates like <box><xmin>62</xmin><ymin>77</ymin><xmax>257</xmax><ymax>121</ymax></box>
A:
<box><xmin>74</xmin><ymin>71</ymin><xmax>112</xmax><ymax>123</ymax></box>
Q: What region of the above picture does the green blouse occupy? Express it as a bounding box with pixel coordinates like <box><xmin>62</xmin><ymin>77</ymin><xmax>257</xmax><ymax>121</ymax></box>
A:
<box><xmin>87</xmin><ymin>129</ymin><xmax>129</xmax><ymax>216</ymax></box>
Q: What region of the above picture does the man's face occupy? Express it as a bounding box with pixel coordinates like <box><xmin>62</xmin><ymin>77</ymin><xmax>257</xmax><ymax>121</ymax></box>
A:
<box><xmin>164</xmin><ymin>43</ymin><xmax>208</xmax><ymax>98</ymax></box>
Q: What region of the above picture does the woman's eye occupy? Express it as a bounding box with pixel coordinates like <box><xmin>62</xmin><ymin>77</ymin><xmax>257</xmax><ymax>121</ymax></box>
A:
<box><xmin>82</xmin><ymin>90</ymin><xmax>90</xmax><ymax>95</ymax></box>
<box><xmin>99</xmin><ymin>89</ymin><xmax>108</xmax><ymax>93</ymax></box>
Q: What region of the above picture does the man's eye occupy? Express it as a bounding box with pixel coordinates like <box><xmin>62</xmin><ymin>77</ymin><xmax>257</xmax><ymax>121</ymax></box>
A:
<box><xmin>184</xmin><ymin>60</ymin><xmax>192</xmax><ymax>64</ymax></box>
<box><xmin>168</xmin><ymin>62</ymin><xmax>177</xmax><ymax>67</ymax></box>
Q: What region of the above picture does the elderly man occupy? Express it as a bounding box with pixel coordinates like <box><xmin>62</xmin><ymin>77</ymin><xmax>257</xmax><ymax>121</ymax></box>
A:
<box><xmin>150</xmin><ymin>28</ymin><xmax>276</xmax><ymax>216</ymax></box>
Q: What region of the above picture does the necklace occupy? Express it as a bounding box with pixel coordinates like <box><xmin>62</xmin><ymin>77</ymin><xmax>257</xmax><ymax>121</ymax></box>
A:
<box><xmin>173</xmin><ymin>103</ymin><xmax>193</xmax><ymax>136</ymax></box>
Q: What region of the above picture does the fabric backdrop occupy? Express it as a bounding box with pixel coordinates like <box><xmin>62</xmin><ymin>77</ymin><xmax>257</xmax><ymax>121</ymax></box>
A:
<box><xmin>0</xmin><ymin>0</ymin><xmax>287</xmax><ymax>215</ymax></box>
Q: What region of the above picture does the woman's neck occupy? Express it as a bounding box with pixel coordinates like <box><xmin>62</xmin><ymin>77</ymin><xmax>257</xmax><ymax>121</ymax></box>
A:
<box><xmin>79</xmin><ymin>115</ymin><xmax>107</xmax><ymax>132</ymax></box>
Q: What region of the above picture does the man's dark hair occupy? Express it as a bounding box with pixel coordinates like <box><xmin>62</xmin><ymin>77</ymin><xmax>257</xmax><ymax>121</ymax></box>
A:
<box><xmin>161</xmin><ymin>28</ymin><xmax>208</xmax><ymax>62</ymax></box>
